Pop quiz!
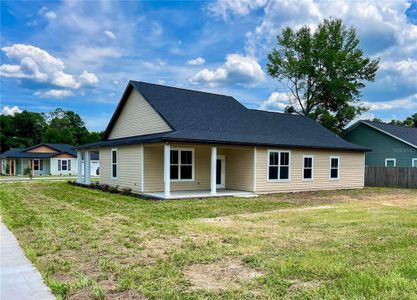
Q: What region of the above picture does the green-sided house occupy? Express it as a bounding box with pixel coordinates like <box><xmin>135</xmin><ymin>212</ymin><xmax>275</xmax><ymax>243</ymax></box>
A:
<box><xmin>345</xmin><ymin>121</ymin><xmax>417</xmax><ymax>167</ymax></box>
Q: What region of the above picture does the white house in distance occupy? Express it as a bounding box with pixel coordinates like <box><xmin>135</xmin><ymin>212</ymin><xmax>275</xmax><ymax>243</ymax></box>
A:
<box><xmin>76</xmin><ymin>81</ymin><xmax>368</xmax><ymax>199</ymax></box>
<box><xmin>0</xmin><ymin>143</ymin><xmax>99</xmax><ymax>176</ymax></box>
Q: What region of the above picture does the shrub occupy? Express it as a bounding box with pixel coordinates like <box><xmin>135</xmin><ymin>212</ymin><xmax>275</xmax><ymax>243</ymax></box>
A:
<box><xmin>108</xmin><ymin>185</ymin><xmax>119</xmax><ymax>193</ymax></box>
<box><xmin>99</xmin><ymin>184</ymin><xmax>110</xmax><ymax>192</ymax></box>
<box><xmin>23</xmin><ymin>167</ymin><xmax>33</xmax><ymax>179</ymax></box>
<box><xmin>120</xmin><ymin>187</ymin><xmax>133</xmax><ymax>195</ymax></box>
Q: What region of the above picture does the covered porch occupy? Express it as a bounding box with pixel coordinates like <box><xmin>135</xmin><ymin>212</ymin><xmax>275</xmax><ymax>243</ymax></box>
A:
<box><xmin>143</xmin><ymin>143</ymin><xmax>257</xmax><ymax>199</ymax></box>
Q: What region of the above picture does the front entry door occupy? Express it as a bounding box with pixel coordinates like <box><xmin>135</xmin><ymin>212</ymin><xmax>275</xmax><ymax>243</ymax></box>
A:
<box><xmin>216</xmin><ymin>155</ymin><xmax>225</xmax><ymax>188</ymax></box>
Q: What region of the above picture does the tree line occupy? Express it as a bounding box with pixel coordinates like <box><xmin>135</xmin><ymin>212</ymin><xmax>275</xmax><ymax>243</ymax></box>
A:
<box><xmin>1</xmin><ymin>108</ymin><xmax>103</xmax><ymax>152</ymax></box>
<box><xmin>370</xmin><ymin>113</ymin><xmax>417</xmax><ymax>128</ymax></box>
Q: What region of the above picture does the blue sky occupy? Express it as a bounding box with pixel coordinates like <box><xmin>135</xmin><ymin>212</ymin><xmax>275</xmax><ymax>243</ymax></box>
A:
<box><xmin>1</xmin><ymin>0</ymin><xmax>416</xmax><ymax>131</ymax></box>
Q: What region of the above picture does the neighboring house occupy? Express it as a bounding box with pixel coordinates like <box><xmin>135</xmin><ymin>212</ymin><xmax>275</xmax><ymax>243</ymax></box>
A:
<box><xmin>76</xmin><ymin>81</ymin><xmax>367</xmax><ymax>199</ymax></box>
<box><xmin>0</xmin><ymin>143</ymin><xmax>99</xmax><ymax>176</ymax></box>
<box><xmin>345</xmin><ymin>121</ymin><xmax>417</xmax><ymax>167</ymax></box>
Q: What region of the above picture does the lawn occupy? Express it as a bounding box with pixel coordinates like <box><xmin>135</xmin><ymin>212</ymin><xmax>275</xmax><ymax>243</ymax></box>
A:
<box><xmin>0</xmin><ymin>182</ymin><xmax>416</xmax><ymax>300</ymax></box>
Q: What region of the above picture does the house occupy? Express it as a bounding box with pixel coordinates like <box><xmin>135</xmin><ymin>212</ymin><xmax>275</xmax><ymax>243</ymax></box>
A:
<box><xmin>76</xmin><ymin>81</ymin><xmax>367</xmax><ymax>199</ymax></box>
<box><xmin>0</xmin><ymin>143</ymin><xmax>99</xmax><ymax>176</ymax></box>
<box><xmin>345</xmin><ymin>120</ymin><xmax>417</xmax><ymax>167</ymax></box>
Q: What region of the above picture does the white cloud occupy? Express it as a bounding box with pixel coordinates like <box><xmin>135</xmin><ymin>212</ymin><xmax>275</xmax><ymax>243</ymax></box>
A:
<box><xmin>208</xmin><ymin>0</ymin><xmax>267</xmax><ymax>19</ymax></box>
<box><xmin>103</xmin><ymin>30</ymin><xmax>116</xmax><ymax>39</ymax></box>
<box><xmin>38</xmin><ymin>7</ymin><xmax>57</xmax><ymax>20</ymax></box>
<box><xmin>0</xmin><ymin>44</ymin><xmax>99</xmax><ymax>89</ymax></box>
<box><xmin>364</xmin><ymin>94</ymin><xmax>417</xmax><ymax>111</ymax></box>
<box><xmin>34</xmin><ymin>89</ymin><xmax>74</xmax><ymax>98</ymax></box>
<box><xmin>1</xmin><ymin>106</ymin><xmax>22</xmax><ymax>116</ymax></box>
<box><xmin>79</xmin><ymin>70</ymin><xmax>99</xmax><ymax>86</ymax></box>
<box><xmin>189</xmin><ymin>53</ymin><xmax>265</xmax><ymax>87</ymax></box>
<box><xmin>259</xmin><ymin>92</ymin><xmax>292</xmax><ymax>111</ymax></box>
<box><xmin>187</xmin><ymin>57</ymin><xmax>206</xmax><ymax>65</ymax></box>
<box><xmin>379</xmin><ymin>58</ymin><xmax>417</xmax><ymax>87</ymax></box>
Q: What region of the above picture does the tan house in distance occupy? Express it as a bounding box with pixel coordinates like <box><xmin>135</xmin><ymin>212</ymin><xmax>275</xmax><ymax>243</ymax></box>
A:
<box><xmin>76</xmin><ymin>81</ymin><xmax>367</xmax><ymax>199</ymax></box>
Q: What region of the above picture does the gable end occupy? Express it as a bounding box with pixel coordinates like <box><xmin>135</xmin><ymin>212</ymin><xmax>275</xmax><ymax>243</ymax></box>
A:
<box><xmin>104</xmin><ymin>83</ymin><xmax>172</xmax><ymax>140</ymax></box>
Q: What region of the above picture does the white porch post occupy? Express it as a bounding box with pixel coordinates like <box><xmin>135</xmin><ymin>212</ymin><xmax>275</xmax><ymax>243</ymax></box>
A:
<box><xmin>210</xmin><ymin>146</ymin><xmax>217</xmax><ymax>195</ymax></box>
<box><xmin>84</xmin><ymin>150</ymin><xmax>91</xmax><ymax>185</ymax></box>
<box><xmin>77</xmin><ymin>151</ymin><xmax>83</xmax><ymax>183</ymax></box>
<box><xmin>163</xmin><ymin>143</ymin><xmax>170</xmax><ymax>198</ymax></box>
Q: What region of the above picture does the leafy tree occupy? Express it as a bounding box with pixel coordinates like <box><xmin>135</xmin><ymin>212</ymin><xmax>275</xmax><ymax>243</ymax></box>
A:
<box><xmin>401</xmin><ymin>113</ymin><xmax>417</xmax><ymax>128</ymax></box>
<box><xmin>267</xmin><ymin>18</ymin><xmax>379</xmax><ymax>133</ymax></box>
<box><xmin>1</xmin><ymin>108</ymin><xmax>103</xmax><ymax>152</ymax></box>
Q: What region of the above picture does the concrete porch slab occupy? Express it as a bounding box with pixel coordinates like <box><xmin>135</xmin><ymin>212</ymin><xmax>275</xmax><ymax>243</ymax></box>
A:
<box><xmin>141</xmin><ymin>189</ymin><xmax>257</xmax><ymax>200</ymax></box>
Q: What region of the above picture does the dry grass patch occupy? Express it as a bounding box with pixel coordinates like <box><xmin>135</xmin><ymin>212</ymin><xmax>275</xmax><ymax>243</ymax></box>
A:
<box><xmin>183</xmin><ymin>258</ymin><xmax>263</xmax><ymax>291</ymax></box>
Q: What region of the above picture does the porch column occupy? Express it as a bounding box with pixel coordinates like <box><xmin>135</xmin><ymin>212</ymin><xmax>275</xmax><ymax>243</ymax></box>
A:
<box><xmin>13</xmin><ymin>160</ymin><xmax>16</xmax><ymax>176</ymax></box>
<box><xmin>210</xmin><ymin>146</ymin><xmax>217</xmax><ymax>195</ymax></box>
<box><xmin>163</xmin><ymin>143</ymin><xmax>170</xmax><ymax>198</ymax></box>
<box><xmin>76</xmin><ymin>151</ymin><xmax>83</xmax><ymax>183</ymax></box>
<box><xmin>31</xmin><ymin>159</ymin><xmax>34</xmax><ymax>176</ymax></box>
<box><xmin>84</xmin><ymin>151</ymin><xmax>91</xmax><ymax>185</ymax></box>
<box><xmin>8</xmin><ymin>160</ymin><xmax>11</xmax><ymax>175</ymax></box>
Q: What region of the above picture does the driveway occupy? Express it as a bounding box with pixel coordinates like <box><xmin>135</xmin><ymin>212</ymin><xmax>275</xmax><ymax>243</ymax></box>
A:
<box><xmin>0</xmin><ymin>222</ymin><xmax>54</xmax><ymax>300</ymax></box>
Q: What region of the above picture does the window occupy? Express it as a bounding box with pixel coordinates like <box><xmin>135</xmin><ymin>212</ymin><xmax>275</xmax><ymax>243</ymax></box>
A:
<box><xmin>385</xmin><ymin>158</ymin><xmax>396</xmax><ymax>167</ymax></box>
<box><xmin>413</xmin><ymin>158</ymin><xmax>417</xmax><ymax>168</ymax></box>
<box><xmin>111</xmin><ymin>149</ymin><xmax>117</xmax><ymax>178</ymax></box>
<box><xmin>58</xmin><ymin>159</ymin><xmax>71</xmax><ymax>171</ymax></box>
<box><xmin>32</xmin><ymin>159</ymin><xmax>43</xmax><ymax>171</ymax></box>
<box><xmin>268</xmin><ymin>150</ymin><xmax>290</xmax><ymax>181</ymax></box>
<box><xmin>170</xmin><ymin>149</ymin><xmax>194</xmax><ymax>181</ymax></box>
<box><xmin>303</xmin><ymin>156</ymin><xmax>314</xmax><ymax>180</ymax></box>
<box><xmin>330</xmin><ymin>156</ymin><xmax>339</xmax><ymax>180</ymax></box>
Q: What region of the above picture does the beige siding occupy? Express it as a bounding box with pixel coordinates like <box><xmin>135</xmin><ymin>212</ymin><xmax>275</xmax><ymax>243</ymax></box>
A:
<box><xmin>108</xmin><ymin>89</ymin><xmax>171</xmax><ymax>139</ymax></box>
<box><xmin>99</xmin><ymin>145</ymin><xmax>142</xmax><ymax>193</ymax></box>
<box><xmin>255</xmin><ymin>148</ymin><xmax>364</xmax><ymax>193</ymax></box>
<box><xmin>225</xmin><ymin>147</ymin><xmax>254</xmax><ymax>191</ymax></box>
<box><xmin>100</xmin><ymin>142</ymin><xmax>364</xmax><ymax>194</ymax></box>
<box><xmin>143</xmin><ymin>144</ymin><xmax>212</xmax><ymax>192</ymax></box>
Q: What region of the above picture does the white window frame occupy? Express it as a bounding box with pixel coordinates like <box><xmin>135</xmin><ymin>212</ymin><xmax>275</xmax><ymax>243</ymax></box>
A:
<box><xmin>412</xmin><ymin>158</ymin><xmax>417</xmax><ymax>168</ymax></box>
<box><xmin>111</xmin><ymin>148</ymin><xmax>118</xmax><ymax>179</ymax></box>
<box><xmin>329</xmin><ymin>156</ymin><xmax>340</xmax><ymax>180</ymax></box>
<box><xmin>61</xmin><ymin>159</ymin><xmax>68</xmax><ymax>171</ymax></box>
<box><xmin>384</xmin><ymin>158</ymin><xmax>396</xmax><ymax>167</ymax></box>
<box><xmin>33</xmin><ymin>159</ymin><xmax>39</xmax><ymax>171</ymax></box>
<box><xmin>267</xmin><ymin>149</ymin><xmax>291</xmax><ymax>182</ymax></box>
<box><xmin>58</xmin><ymin>159</ymin><xmax>71</xmax><ymax>171</ymax></box>
<box><xmin>170</xmin><ymin>148</ymin><xmax>195</xmax><ymax>182</ymax></box>
<box><xmin>302</xmin><ymin>155</ymin><xmax>314</xmax><ymax>181</ymax></box>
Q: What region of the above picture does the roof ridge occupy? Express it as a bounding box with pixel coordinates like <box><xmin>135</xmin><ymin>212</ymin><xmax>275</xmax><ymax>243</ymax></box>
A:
<box><xmin>130</xmin><ymin>80</ymin><xmax>237</xmax><ymax>99</ymax></box>
<box><xmin>363</xmin><ymin>120</ymin><xmax>417</xmax><ymax>130</ymax></box>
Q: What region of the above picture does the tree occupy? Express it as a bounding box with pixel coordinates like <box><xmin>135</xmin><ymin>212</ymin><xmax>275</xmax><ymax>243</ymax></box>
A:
<box><xmin>1</xmin><ymin>108</ymin><xmax>103</xmax><ymax>152</ymax></box>
<box><xmin>401</xmin><ymin>113</ymin><xmax>417</xmax><ymax>128</ymax></box>
<box><xmin>267</xmin><ymin>18</ymin><xmax>379</xmax><ymax>133</ymax></box>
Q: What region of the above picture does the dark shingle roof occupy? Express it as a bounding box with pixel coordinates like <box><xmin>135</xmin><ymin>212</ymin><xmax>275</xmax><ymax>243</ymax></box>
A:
<box><xmin>86</xmin><ymin>81</ymin><xmax>367</xmax><ymax>151</ymax></box>
<box><xmin>360</xmin><ymin>120</ymin><xmax>417</xmax><ymax>148</ymax></box>
<box><xmin>1</xmin><ymin>143</ymin><xmax>99</xmax><ymax>159</ymax></box>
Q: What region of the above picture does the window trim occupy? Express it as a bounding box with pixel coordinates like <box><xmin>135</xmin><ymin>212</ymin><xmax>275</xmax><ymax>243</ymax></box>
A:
<box><xmin>302</xmin><ymin>155</ymin><xmax>314</xmax><ymax>181</ymax></box>
<box><xmin>329</xmin><ymin>156</ymin><xmax>340</xmax><ymax>180</ymax></box>
<box><xmin>58</xmin><ymin>159</ymin><xmax>71</xmax><ymax>172</ymax></box>
<box><xmin>170</xmin><ymin>147</ymin><xmax>195</xmax><ymax>182</ymax></box>
<box><xmin>267</xmin><ymin>149</ymin><xmax>291</xmax><ymax>182</ymax></box>
<box><xmin>385</xmin><ymin>158</ymin><xmax>396</xmax><ymax>167</ymax></box>
<box><xmin>413</xmin><ymin>158</ymin><xmax>417</xmax><ymax>168</ymax></box>
<box><xmin>111</xmin><ymin>148</ymin><xmax>118</xmax><ymax>179</ymax></box>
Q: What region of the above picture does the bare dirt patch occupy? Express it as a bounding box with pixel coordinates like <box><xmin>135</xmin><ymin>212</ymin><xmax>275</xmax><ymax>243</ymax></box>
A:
<box><xmin>289</xmin><ymin>279</ymin><xmax>322</xmax><ymax>291</ymax></box>
<box><xmin>183</xmin><ymin>258</ymin><xmax>262</xmax><ymax>291</ymax></box>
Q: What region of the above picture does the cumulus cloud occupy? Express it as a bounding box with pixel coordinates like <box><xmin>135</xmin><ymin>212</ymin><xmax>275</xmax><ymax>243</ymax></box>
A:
<box><xmin>364</xmin><ymin>93</ymin><xmax>417</xmax><ymax>111</ymax></box>
<box><xmin>187</xmin><ymin>57</ymin><xmax>206</xmax><ymax>65</ymax></box>
<box><xmin>378</xmin><ymin>58</ymin><xmax>417</xmax><ymax>87</ymax></box>
<box><xmin>34</xmin><ymin>89</ymin><xmax>74</xmax><ymax>98</ymax></box>
<box><xmin>1</xmin><ymin>106</ymin><xmax>22</xmax><ymax>116</ymax></box>
<box><xmin>189</xmin><ymin>53</ymin><xmax>265</xmax><ymax>87</ymax></box>
<box><xmin>0</xmin><ymin>44</ymin><xmax>99</xmax><ymax>89</ymax></box>
<box><xmin>208</xmin><ymin>0</ymin><xmax>267</xmax><ymax>19</ymax></box>
<box><xmin>103</xmin><ymin>30</ymin><xmax>116</xmax><ymax>39</ymax></box>
<box><xmin>259</xmin><ymin>92</ymin><xmax>293</xmax><ymax>111</ymax></box>
<box><xmin>38</xmin><ymin>7</ymin><xmax>57</xmax><ymax>20</ymax></box>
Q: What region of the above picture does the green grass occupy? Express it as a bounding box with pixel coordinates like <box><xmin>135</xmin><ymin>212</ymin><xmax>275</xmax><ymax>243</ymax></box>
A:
<box><xmin>0</xmin><ymin>182</ymin><xmax>416</xmax><ymax>299</ymax></box>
